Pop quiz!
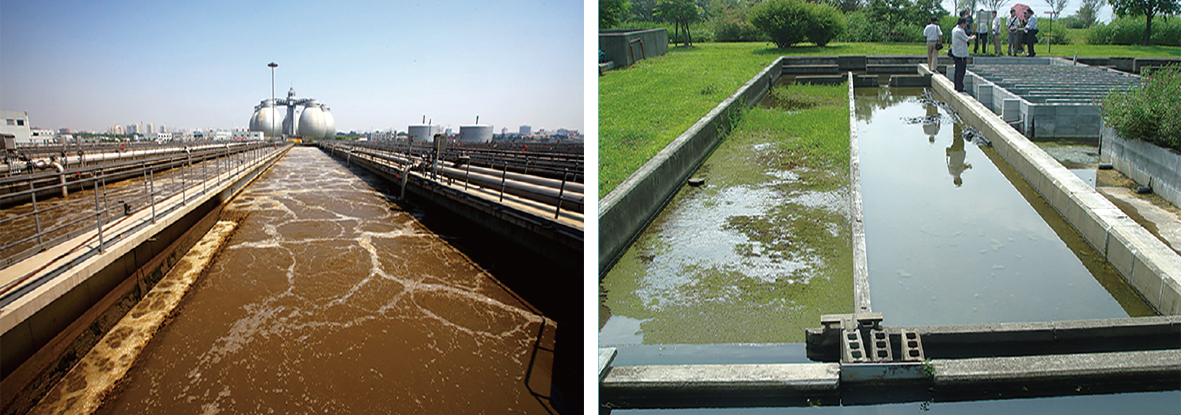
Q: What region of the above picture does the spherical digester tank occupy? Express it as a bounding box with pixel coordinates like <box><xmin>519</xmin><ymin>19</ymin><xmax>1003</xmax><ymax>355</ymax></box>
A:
<box><xmin>321</xmin><ymin>106</ymin><xmax>336</xmax><ymax>139</ymax></box>
<box><xmin>458</xmin><ymin>125</ymin><xmax>493</xmax><ymax>143</ymax></box>
<box><xmin>407</xmin><ymin>124</ymin><xmax>440</xmax><ymax>143</ymax></box>
<box><xmin>248</xmin><ymin>101</ymin><xmax>283</xmax><ymax>138</ymax></box>
<box><xmin>298</xmin><ymin>104</ymin><xmax>329</xmax><ymax>140</ymax></box>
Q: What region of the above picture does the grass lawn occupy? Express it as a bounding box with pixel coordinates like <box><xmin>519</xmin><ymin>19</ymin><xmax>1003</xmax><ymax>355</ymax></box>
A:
<box><xmin>598</xmin><ymin>41</ymin><xmax>1181</xmax><ymax>198</ymax></box>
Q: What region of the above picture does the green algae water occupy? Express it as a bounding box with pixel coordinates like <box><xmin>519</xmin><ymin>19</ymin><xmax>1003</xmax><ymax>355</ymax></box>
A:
<box><xmin>856</xmin><ymin>87</ymin><xmax>1155</xmax><ymax>326</ymax></box>
<box><xmin>600</xmin><ymin>84</ymin><xmax>853</xmax><ymax>345</ymax></box>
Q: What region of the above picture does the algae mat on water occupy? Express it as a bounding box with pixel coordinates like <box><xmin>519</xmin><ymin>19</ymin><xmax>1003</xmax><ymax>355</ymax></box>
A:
<box><xmin>600</xmin><ymin>84</ymin><xmax>852</xmax><ymax>345</ymax></box>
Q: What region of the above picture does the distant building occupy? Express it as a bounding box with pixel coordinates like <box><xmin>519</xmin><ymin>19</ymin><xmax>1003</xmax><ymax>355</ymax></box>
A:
<box><xmin>519</xmin><ymin>125</ymin><xmax>532</xmax><ymax>136</ymax></box>
<box><xmin>148</xmin><ymin>131</ymin><xmax>174</xmax><ymax>141</ymax></box>
<box><xmin>231</xmin><ymin>130</ymin><xmax>263</xmax><ymax>141</ymax></box>
<box><xmin>108</xmin><ymin>124</ymin><xmax>126</xmax><ymax>135</ymax></box>
<box><xmin>30</xmin><ymin>129</ymin><xmax>56</xmax><ymax>145</ymax></box>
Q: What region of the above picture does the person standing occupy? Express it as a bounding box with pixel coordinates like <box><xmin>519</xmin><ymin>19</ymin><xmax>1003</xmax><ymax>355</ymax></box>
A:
<box><xmin>924</xmin><ymin>16</ymin><xmax>944</xmax><ymax>72</ymax></box>
<box><xmin>991</xmin><ymin>11</ymin><xmax>1003</xmax><ymax>55</ymax></box>
<box><xmin>1007</xmin><ymin>8</ymin><xmax>1023</xmax><ymax>56</ymax></box>
<box><xmin>951</xmin><ymin>17</ymin><xmax>975</xmax><ymax>92</ymax></box>
<box><xmin>973</xmin><ymin>10</ymin><xmax>989</xmax><ymax>54</ymax></box>
<box><xmin>1024</xmin><ymin>9</ymin><xmax>1039</xmax><ymax>57</ymax></box>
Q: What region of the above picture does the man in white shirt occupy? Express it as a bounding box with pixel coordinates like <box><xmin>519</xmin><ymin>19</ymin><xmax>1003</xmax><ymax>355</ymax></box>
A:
<box><xmin>924</xmin><ymin>16</ymin><xmax>943</xmax><ymax>72</ymax></box>
<box><xmin>1024</xmin><ymin>9</ymin><xmax>1039</xmax><ymax>57</ymax></box>
<box><xmin>951</xmin><ymin>17</ymin><xmax>976</xmax><ymax>92</ymax></box>
<box><xmin>991</xmin><ymin>11</ymin><xmax>1002</xmax><ymax>55</ymax></box>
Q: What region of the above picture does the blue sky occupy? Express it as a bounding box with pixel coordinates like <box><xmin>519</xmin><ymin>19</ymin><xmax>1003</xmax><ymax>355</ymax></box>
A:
<box><xmin>1</xmin><ymin>0</ymin><xmax>584</xmax><ymax>134</ymax></box>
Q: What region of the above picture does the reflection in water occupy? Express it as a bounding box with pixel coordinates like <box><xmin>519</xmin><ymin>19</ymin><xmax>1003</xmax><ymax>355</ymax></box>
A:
<box><xmin>945</xmin><ymin>124</ymin><xmax>972</xmax><ymax>187</ymax></box>
<box><xmin>922</xmin><ymin>104</ymin><xmax>941</xmax><ymax>143</ymax></box>
<box><xmin>858</xmin><ymin>87</ymin><xmax>1153</xmax><ymax>326</ymax></box>
<box><xmin>95</xmin><ymin>147</ymin><xmax>556</xmax><ymax>414</ymax></box>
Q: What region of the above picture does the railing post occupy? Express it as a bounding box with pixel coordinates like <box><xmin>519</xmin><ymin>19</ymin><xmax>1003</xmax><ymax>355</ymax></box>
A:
<box><xmin>150</xmin><ymin>169</ymin><xmax>156</xmax><ymax>224</ymax></box>
<box><xmin>499</xmin><ymin>163</ymin><xmax>508</xmax><ymax>202</ymax></box>
<box><xmin>555</xmin><ymin>169</ymin><xmax>567</xmax><ymax>219</ymax></box>
<box><xmin>94</xmin><ymin>181</ymin><xmax>104</xmax><ymax>253</ymax></box>
<box><xmin>30</xmin><ymin>182</ymin><xmax>43</xmax><ymax>249</ymax></box>
<box><xmin>464</xmin><ymin>163</ymin><xmax>471</xmax><ymax>191</ymax></box>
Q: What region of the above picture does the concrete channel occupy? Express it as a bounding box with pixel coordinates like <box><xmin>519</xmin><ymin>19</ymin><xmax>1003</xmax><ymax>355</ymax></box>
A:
<box><xmin>319</xmin><ymin>142</ymin><xmax>583</xmax><ymax>267</ymax></box>
<box><xmin>0</xmin><ymin>143</ymin><xmax>290</xmax><ymax>415</ymax></box>
<box><xmin>598</xmin><ymin>56</ymin><xmax>1181</xmax><ymax>410</ymax></box>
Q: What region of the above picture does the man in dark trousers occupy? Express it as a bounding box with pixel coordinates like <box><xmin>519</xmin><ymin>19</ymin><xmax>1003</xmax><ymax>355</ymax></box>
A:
<box><xmin>951</xmin><ymin>17</ymin><xmax>976</xmax><ymax>92</ymax></box>
<box><xmin>1024</xmin><ymin>9</ymin><xmax>1039</xmax><ymax>57</ymax></box>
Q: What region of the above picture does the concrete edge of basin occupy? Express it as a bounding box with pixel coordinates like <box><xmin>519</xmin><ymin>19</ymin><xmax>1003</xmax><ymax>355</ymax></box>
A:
<box><xmin>848</xmin><ymin>72</ymin><xmax>871</xmax><ymax>314</ymax></box>
<box><xmin>919</xmin><ymin>63</ymin><xmax>1181</xmax><ymax>316</ymax></box>
<box><xmin>598</xmin><ymin>56</ymin><xmax>786</xmax><ymax>275</ymax></box>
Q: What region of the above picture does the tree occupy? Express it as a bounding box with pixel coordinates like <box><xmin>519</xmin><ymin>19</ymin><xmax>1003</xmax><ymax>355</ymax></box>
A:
<box><xmin>629</xmin><ymin>0</ymin><xmax>660</xmax><ymax>21</ymax></box>
<box><xmin>978</xmin><ymin>0</ymin><xmax>1010</xmax><ymax>14</ymax></box>
<box><xmin>955</xmin><ymin>0</ymin><xmax>979</xmax><ymax>15</ymax></box>
<box><xmin>655</xmin><ymin>0</ymin><xmax>705</xmax><ymax>46</ymax></box>
<box><xmin>1075</xmin><ymin>0</ymin><xmax>1106</xmax><ymax>27</ymax></box>
<box><xmin>1045</xmin><ymin>0</ymin><xmax>1069</xmax><ymax>17</ymax></box>
<box><xmin>1110</xmin><ymin>0</ymin><xmax>1181</xmax><ymax>45</ymax></box>
<box><xmin>601</xmin><ymin>0</ymin><xmax>632</xmax><ymax>28</ymax></box>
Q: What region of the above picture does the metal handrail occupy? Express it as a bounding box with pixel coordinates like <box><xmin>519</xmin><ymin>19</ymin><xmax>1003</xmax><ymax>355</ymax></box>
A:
<box><xmin>0</xmin><ymin>142</ymin><xmax>283</xmax><ymax>273</ymax></box>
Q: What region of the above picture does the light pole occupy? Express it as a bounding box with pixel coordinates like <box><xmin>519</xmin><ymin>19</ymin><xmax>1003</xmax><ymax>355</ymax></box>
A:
<box><xmin>268</xmin><ymin>62</ymin><xmax>278</xmax><ymax>139</ymax></box>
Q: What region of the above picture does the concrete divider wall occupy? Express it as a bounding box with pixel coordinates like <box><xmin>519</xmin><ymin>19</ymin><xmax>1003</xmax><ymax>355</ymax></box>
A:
<box><xmin>920</xmin><ymin>64</ymin><xmax>1181</xmax><ymax>315</ymax></box>
<box><xmin>1100</xmin><ymin>126</ymin><xmax>1181</xmax><ymax>209</ymax></box>
<box><xmin>599</xmin><ymin>57</ymin><xmax>785</xmax><ymax>274</ymax></box>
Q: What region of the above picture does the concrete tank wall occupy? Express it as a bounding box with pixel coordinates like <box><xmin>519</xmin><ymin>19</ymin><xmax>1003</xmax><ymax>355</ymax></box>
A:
<box><xmin>458</xmin><ymin>125</ymin><xmax>493</xmax><ymax>143</ymax></box>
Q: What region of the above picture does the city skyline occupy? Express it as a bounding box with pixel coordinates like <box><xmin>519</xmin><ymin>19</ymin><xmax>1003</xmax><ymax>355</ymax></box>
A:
<box><xmin>1</xmin><ymin>0</ymin><xmax>583</xmax><ymax>135</ymax></box>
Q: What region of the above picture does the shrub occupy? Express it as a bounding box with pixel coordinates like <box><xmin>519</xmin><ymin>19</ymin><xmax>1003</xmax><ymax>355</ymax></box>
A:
<box><xmin>1057</xmin><ymin>15</ymin><xmax>1086</xmax><ymax>29</ymax></box>
<box><xmin>838</xmin><ymin>10</ymin><xmax>888</xmax><ymax>42</ymax></box>
<box><xmin>805</xmin><ymin>2</ymin><xmax>847</xmax><ymax>46</ymax></box>
<box><xmin>713</xmin><ymin>16</ymin><xmax>765</xmax><ymax>41</ymax></box>
<box><xmin>1040</xmin><ymin>21</ymin><xmax>1070</xmax><ymax>45</ymax></box>
<box><xmin>750</xmin><ymin>0</ymin><xmax>812</xmax><ymax>48</ymax></box>
<box><xmin>1085</xmin><ymin>16</ymin><xmax>1181</xmax><ymax>46</ymax></box>
<box><xmin>1101</xmin><ymin>65</ymin><xmax>1181</xmax><ymax>151</ymax></box>
<box><xmin>750</xmin><ymin>0</ymin><xmax>846</xmax><ymax>48</ymax></box>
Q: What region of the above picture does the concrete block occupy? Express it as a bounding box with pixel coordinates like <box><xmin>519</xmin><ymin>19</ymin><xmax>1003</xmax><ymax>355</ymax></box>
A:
<box><xmin>1160</xmin><ymin>278</ymin><xmax>1181</xmax><ymax>315</ymax></box>
<box><xmin>600</xmin><ymin>348</ymin><xmax>618</xmax><ymax>381</ymax></box>
<box><xmin>1105</xmin><ymin>226</ymin><xmax>1138</xmax><ymax>278</ymax></box>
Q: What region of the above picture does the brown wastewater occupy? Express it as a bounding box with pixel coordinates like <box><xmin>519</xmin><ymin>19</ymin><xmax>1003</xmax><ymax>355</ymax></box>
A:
<box><xmin>37</xmin><ymin>147</ymin><xmax>561</xmax><ymax>413</ymax></box>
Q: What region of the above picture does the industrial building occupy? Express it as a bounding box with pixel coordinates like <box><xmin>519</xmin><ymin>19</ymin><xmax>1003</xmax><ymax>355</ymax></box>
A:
<box><xmin>1</xmin><ymin>110</ymin><xmax>31</xmax><ymax>144</ymax></box>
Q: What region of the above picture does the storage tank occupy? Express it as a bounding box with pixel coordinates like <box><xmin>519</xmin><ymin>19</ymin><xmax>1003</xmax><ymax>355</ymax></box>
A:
<box><xmin>407</xmin><ymin>124</ymin><xmax>441</xmax><ymax>143</ymax></box>
<box><xmin>298</xmin><ymin>103</ymin><xmax>330</xmax><ymax>140</ymax></box>
<box><xmin>458</xmin><ymin>124</ymin><xmax>493</xmax><ymax>143</ymax></box>
<box><xmin>321</xmin><ymin>106</ymin><xmax>336</xmax><ymax>139</ymax></box>
<box><xmin>248</xmin><ymin>100</ymin><xmax>283</xmax><ymax>138</ymax></box>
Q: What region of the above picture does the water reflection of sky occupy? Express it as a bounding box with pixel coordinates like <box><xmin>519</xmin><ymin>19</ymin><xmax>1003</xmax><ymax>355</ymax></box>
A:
<box><xmin>857</xmin><ymin>90</ymin><xmax>1130</xmax><ymax>326</ymax></box>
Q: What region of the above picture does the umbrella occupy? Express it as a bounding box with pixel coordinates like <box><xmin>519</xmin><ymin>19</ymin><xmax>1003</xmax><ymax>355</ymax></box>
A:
<box><xmin>1010</xmin><ymin>3</ymin><xmax>1031</xmax><ymax>18</ymax></box>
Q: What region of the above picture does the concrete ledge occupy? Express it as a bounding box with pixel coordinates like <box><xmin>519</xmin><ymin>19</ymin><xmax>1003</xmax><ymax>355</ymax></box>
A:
<box><xmin>599</xmin><ymin>57</ymin><xmax>785</xmax><ymax>274</ymax></box>
<box><xmin>601</xmin><ymin>363</ymin><xmax>840</xmax><ymax>407</ymax></box>
<box><xmin>848</xmin><ymin>74</ymin><xmax>870</xmax><ymax>314</ymax></box>
<box><xmin>920</xmin><ymin>63</ymin><xmax>1181</xmax><ymax>315</ymax></box>
<box><xmin>933</xmin><ymin>349</ymin><xmax>1181</xmax><ymax>388</ymax></box>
